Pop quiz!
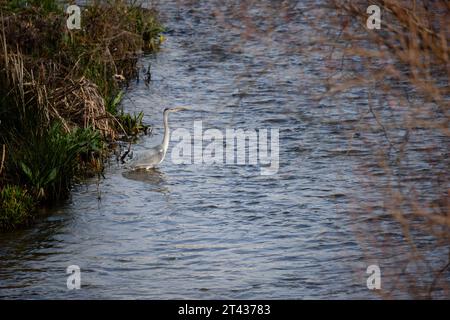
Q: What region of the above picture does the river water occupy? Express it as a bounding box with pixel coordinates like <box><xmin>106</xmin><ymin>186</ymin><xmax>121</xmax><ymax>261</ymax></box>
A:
<box><xmin>0</xmin><ymin>1</ymin><xmax>446</xmax><ymax>299</ymax></box>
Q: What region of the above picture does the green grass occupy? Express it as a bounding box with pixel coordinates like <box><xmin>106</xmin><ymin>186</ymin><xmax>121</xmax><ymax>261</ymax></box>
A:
<box><xmin>13</xmin><ymin>123</ymin><xmax>105</xmax><ymax>201</ymax></box>
<box><xmin>0</xmin><ymin>185</ymin><xmax>35</xmax><ymax>230</ymax></box>
<box><xmin>117</xmin><ymin>111</ymin><xmax>150</xmax><ymax>138</ymax></box>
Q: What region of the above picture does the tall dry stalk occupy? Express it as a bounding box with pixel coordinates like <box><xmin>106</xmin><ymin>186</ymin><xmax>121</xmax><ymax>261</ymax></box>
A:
<box><xmin>325</xmin><ymin>0</ymin><xmax>449</xmax><ymax>298</ymax></box>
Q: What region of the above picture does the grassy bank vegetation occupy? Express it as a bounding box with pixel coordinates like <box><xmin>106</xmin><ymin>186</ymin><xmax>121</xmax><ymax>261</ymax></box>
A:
<box><xmin>0</xmin><ymin>0</ymin><xmax>163</xmax><ymax>230</ymax></box>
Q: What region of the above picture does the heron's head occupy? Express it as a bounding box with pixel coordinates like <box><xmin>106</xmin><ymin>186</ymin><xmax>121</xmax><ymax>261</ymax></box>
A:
<box><xmin>164</xmin><ymin>107</ymin><xmax>189</xmax><ymax>114</ymax></box>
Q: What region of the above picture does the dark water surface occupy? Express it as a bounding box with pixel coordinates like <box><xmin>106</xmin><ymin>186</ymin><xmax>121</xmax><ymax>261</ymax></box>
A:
<box><xmin>0</xmin><ymin>1</ymin><xmax>445</xmax><ymax>299</ymax></box>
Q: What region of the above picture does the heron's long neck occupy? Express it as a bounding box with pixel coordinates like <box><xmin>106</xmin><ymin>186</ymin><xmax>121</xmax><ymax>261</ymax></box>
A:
<box><xmin>162</xmin><ymin>112</ymin><xmax>170</xmax><ymax>152</ymax></box>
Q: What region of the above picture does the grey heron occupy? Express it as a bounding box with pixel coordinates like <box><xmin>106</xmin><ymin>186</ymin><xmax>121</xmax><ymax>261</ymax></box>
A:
<box><xmin>131</xmin><ymin>107</ymin><xmax>187</xmax><ymax>170</ymax></box>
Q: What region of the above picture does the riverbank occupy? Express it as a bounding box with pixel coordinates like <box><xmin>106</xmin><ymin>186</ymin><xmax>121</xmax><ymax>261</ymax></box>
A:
<box><xmin>0</xmin><ymin>0</ymin><xmax>163</xmax><ymax>230</ymax></box>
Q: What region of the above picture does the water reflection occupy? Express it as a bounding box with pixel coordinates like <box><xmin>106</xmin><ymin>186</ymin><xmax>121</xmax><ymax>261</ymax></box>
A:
<box><xmin>122</xmin><ymin>168</ymin><xmax>168</xmax><ymax>192</ymax></box>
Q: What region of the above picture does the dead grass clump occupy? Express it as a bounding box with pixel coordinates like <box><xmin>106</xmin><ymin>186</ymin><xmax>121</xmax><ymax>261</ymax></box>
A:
<box><xmin>51</xmin><ymin>77</ymin><xmax>115</xmax><ymax>138</ymax></box>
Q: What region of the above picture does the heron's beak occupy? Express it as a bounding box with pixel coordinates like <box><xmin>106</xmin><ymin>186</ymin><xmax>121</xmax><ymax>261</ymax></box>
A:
<box><xmin>171</xmin><ymin>107</ymin><xmax>189</xmax><ymax>112</ymax></box>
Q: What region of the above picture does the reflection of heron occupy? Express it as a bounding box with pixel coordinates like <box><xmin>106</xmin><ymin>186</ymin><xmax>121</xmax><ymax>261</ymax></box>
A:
<box><xmin>131</xmin><ymin>107</ymin><xmax>187</xmax><ymax>170</ymax></box>
<box><xmin>123</xmin><ymin>167</ymin><xmax>165</xmax><ymax>184</ymax></box>
<box><xmin>122</xmin><ymin>168</ymin><xmax>169</xmax><ymax>193</ymax></box>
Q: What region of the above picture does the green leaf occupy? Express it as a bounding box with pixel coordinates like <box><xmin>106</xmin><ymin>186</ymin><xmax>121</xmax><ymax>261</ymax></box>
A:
<box><xmin>46</xmin><ymin>168</ymin><xmax>58</xmax><ymax>184</ymax></box>
<box><xmin>20</xmin><ymin>162</ymin><xmax>33</xmax><ymax>180</ymax></box>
